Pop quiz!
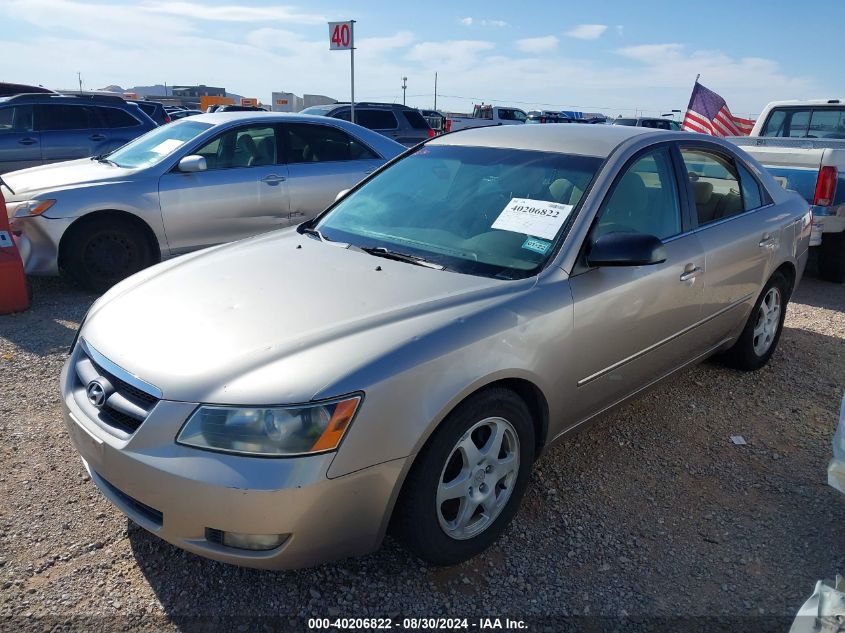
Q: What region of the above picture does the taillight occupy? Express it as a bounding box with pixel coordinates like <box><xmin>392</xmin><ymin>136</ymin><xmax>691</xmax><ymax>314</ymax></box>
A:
<box><xmin>427</xmin><ymin>128</ymin><xmax>435</xmax><ymax>138</ymax></box>
<box><xmin>540</xmin><ymin>117</ymin><xmax>546</xmax><ymax>124</ymax></box>
<box><xmin>445</xmin><ymin>119</ymin><xmax>452</xmax><ymax>133</ymax></box>
<box><xmin>164</xmin><ymin>114</ymin><xmax>172</xmax><ymax>124</ymax></box>
<box><xmin>814</xmin><ymin>165</ymin><xmax>838</xmax><ymax>206</ymax></box>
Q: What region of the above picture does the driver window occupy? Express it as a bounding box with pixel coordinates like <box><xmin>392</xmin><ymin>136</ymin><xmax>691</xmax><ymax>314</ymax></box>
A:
<box><xmin>194</xmin><ymin>126</ymin><xmax>277</xmax><ymax>170</ymax></box>
<box><xmin>593</xmin><ymin>147</ymin><xmax>682</xmax><ymax>240</ymax></box>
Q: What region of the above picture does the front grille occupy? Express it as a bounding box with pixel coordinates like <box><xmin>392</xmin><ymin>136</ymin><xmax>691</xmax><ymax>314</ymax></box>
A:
<box><xmin>97</xmin><ymin>473</ymin><xmax>163</xmax><ymax>526</ymax></box>
<box><xmin>73</xmin><ymin>342</ymin><xmax>161</xmax><ymax>436</ymax></box>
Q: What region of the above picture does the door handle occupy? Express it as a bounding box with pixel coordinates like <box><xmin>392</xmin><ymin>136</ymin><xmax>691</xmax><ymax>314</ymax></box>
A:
<box><xmin>261</xmin><ymin>174</ymin><xmax>286</xmax><ymax>185</ymax></box>
<box><xmin>679</xmin><ymin>265</ymin><xmax>703</xmax><ymax>282</ymax></box>
<box><xmin>758</xmin><ymin>233</ymin><xmax>776</xmax><ymax>247</ymax></box>
<box><xmin>89</xmin><ymin>134</ymin><xmax>106</xmax><ymax>141</ymax></box>
<box><xmin>17</xmin><ymin>138</ymin><xmax>37</xmax><ymax>145</ymax></box>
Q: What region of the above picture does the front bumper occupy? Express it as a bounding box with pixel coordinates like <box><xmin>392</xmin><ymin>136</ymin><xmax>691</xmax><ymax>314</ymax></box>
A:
<box><xmin>60</xmin><ymin>358</ymin><xmax>407</xmax><ymax>569</ymax></box>
<box><xmin>9</xmin><ymin>215</ymin><xmax>74</xmax><ymax>276</ymax></box>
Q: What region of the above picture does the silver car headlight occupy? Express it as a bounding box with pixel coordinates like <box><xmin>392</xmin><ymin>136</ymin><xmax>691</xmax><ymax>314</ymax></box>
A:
<box><xmin>10</xmin><ymin>199</ymin><xmax>56</xmax><ymax>218</ymax></box>
<box><xmin>176</xmin><ymin>395</ymin><xmax>362</xmax><ymax>456</ymax></box>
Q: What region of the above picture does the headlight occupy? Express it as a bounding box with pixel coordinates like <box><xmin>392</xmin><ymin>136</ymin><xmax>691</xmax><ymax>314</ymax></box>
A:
<box><xmin>11</xmin><ymin>199</ymin><xmax>56</xmax><ymax>218</ymax></box>
<box><xmin>176</xmin><ymin>395</ymin><xmax>362</xmax><ymax>456</ymax></box>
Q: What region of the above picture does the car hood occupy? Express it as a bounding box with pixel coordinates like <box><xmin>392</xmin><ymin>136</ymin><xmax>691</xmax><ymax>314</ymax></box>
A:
<box><xmin>3</xmin><ymin>159</ymin><xmax>135</xmax><ymax>200</ymax></box>
<box><xmin>83</xmin><ymin>229</ymin><xmax>519</xmax><ymax>404</ymax></box>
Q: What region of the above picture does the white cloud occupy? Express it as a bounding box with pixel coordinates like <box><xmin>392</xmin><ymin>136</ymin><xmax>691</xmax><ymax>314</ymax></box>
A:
<box><xmin>515</xmin><ymin>36</ymin><xmax>559</xmax><ymax>55</ymax></box>
<box><xmin>565</xmin><ymin>24</ymin><xmax>608</xmax><ymax>40</ymax></box>
<box><xmin>459</xmin><ymin>17</ymin><xmax>508</xmax><ymax>27</ymax></box>
<box><xmin>141</xmin><ymin>1</ymin><xmax>325</xmax><ymax>23</ymax></box>
<box><xmin>407</xmin><ymin>40</ymin><xmax>494</xmax><ymax>69</ymax></box>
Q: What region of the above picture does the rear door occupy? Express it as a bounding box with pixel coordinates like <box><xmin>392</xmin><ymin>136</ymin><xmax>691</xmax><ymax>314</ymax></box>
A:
<box><xmin>36</xmin><ymin>103</ymin><xmax>99</xmax><ymax>162</ymax></box>
<box><xmin>568</xmin><ymin>145</ymin><xmax>707</xmax><ymax>421</ymax></box>
<box><xmin>282</xmin><ymin>121</ymin><xmax>383</xmax><ymax>222</ymax></box>
<box><xmin>158</xmin><ymin>123</ymin><xmax>290</xmax><ymax>253</ymax></box>
<box><xmin>679</xmin><ymin>144</ymin><xmax>782</xmax><ymax>346</ymax></box>
<box><xmin>88</xmin><ymin>105</ymin><xmax>147</xmax><ymax>155</ymax></box>
<box><xmin>0</xmin><ymin>105</ymin><xmax>40</xmax><ymax>172</ymax></box>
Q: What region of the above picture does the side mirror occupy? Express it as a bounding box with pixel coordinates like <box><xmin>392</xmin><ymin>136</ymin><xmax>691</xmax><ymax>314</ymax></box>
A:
<box><xmin>587</xmin><ymin>232</ymin><xmax>667</xmax><ymax>267</ymax></box>
<box><xmin>178</xmin><ymin>155</ymin><xmax>207</xmax><ymax>173</ymax></box>
<box><xmin>335</xmin><ymin>188</ymin><xmax>350</xmax><ymax>202</ymax></box>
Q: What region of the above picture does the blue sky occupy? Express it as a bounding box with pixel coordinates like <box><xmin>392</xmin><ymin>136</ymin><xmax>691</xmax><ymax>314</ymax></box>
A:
<box><xmin>1</xmin><ymin>0</ymin><xmax>842</xmax><ymax>118</ymax></box>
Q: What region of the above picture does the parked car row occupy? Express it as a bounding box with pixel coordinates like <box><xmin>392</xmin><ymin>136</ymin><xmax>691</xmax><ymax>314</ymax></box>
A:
<box><xmin>4</xmin><ymin>112</ymin><xmax>405</xmax><ymax>290</ymax></box>
<box><xmin>59</xmin><ymin>123</ymin><xmax>811</xmax><ymax>569</ymax></box>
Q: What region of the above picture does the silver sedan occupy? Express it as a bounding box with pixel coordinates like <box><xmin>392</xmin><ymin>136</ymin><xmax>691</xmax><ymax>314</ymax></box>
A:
<box><xmin>4</xmin><ymin>112</ymin><xmax>404</xmax><ymax>290</ymax></box>
<box><xmin>62</xmin><ymin>124</ymin><xmax>810</xmax><ymax>568</ymax></box>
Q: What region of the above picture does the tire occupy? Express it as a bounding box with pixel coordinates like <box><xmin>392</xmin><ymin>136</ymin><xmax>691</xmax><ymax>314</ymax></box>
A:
<box><xmin>62</xmin><ymin>217</ymin><xmax>153</xmax><ymax>292</ymax></box>
<box><xmin>818</xmin><ymin>231</ymin><xmax>845</xmax><ymax>283</ymax></box>
<box><xmin>720</xmin><ymin>271</ymin><xmax>789</xmax><ymax>371</ymax></box>
<box><xmin>392</xmin><ymin>388</ymin><xmax>535</xmax><ymax>566</ymax></box>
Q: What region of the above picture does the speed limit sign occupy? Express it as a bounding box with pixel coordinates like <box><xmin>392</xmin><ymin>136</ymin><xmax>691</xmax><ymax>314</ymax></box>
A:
<box><xmin>328</xmin><ymin>21</ymin><xmax>353</xmax><ymax>50</ymax></box>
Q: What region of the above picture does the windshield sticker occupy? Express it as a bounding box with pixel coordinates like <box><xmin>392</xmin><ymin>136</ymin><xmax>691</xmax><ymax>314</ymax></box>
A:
<box><xmin>150</xmin><ymin>138</ymin><xmax>185</xmax><ymax>155</ymax></box>
<box><xmin>491</xmin><ymin>198</ymin><xmax>574</xmax><ymax>240</ymax></box>
<box><xmin>522</xmin><ymin>237</ymin><xmax>551</xmax><ymax>255</ymax></box>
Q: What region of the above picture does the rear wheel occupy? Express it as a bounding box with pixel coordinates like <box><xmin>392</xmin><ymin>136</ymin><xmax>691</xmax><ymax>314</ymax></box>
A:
<box><xmin>62</xmin><ymin>217</ymin><xmax>154</xmax><ymax>292</ymax></box>
<box><xmin>720</xmin><ymin>272</ymin><xmax>789</xmax><ymax>371</ymax></box>
<box><xmin>393</xmin><ymin>388</ymin><xmax>535</xmax><ymax>566</ymax></box>
<box><xmin>818</xmin><ymin>231</ymin><xmax>845</xmax><ymax>283</ymax></box>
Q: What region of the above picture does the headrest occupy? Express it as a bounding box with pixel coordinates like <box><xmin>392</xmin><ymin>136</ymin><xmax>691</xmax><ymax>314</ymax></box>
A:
<box><xmin>693</xmin><ymin>181</ymin><xmax>714</xmax><ymax>204</ymax></box>
<box><xmin>237</xmin><ymin>135</ymin><xmax>257</xmax><ymax>154</ymax></box>
<box><xmin>549</xmin><ymin>178</ymin><xmax>583</xmax><ymax>205</ymax></box>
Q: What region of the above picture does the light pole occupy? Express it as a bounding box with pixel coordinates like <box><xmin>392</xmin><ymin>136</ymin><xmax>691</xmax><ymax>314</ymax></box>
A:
<box><xmin>402</xmin><ymin>76</ymin><xmax>407</xmax><ymax>106</ymax></box>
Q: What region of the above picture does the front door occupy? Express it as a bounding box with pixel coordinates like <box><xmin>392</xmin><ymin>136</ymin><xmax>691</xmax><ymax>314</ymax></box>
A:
<box><xmin>568</xmin><ymin>146</ymin><xmax>707</xmax><ymax>422</ymax></box>
<box><xmin>0</xmin><ymin>105</ymin><xmax>40</xmax><ymax>173</ymax></box>
<box><xmin>36</xmin><ymin>104</ymin><xmax>98</xmax><ymax>163</ymax></box>
<box><xmin>158</xmin><ymin>124</ymin><xmax>290</xmax><ymax>254</ymax></box>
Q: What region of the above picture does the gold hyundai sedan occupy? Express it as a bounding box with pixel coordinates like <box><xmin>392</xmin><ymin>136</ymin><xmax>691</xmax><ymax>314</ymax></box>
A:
<box><xmin>61</xmin><ymin>124</ymin><xmax>810</xmax><ymax>568</ymax></box>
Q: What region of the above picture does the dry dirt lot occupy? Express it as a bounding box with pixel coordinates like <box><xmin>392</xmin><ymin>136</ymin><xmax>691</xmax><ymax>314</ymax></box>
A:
<box><xmin>0</xmin><ymin>273</ymin><xmax>843</xmax><ymax>632</ymax></box>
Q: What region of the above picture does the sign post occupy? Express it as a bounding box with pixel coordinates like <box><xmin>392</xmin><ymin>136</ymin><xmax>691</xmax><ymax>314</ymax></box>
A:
<box><xmin>329</xmin><ymin>20</ymin><xmax>355</xmax><ymax>124</ymax></box>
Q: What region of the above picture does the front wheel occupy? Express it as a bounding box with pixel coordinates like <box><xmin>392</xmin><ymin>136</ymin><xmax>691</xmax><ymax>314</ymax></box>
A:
<box><xmin>392</xmin><ymin>388</ymin><xmax>535</xmax><ymax>566</ymax></box>
<box><xmin>62</xmin><ymin>217</ymin><xmax>154</xmax><ymax>292</ymax></box>
<box><xmin>720</xmin><ymin>272</ymin><xmax>789</xmax><ymax>371</ymax></box>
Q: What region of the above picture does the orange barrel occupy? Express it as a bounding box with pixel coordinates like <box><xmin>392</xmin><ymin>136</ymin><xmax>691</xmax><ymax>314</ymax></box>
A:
<box><xmin>0</xmin><ymin>186</ymin><xmax>30</xmax><ymax>314</ymax></box>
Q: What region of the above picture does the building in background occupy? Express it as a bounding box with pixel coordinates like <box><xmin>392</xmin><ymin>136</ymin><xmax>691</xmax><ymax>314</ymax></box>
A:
<box><xmin>172</xmin><ymin>85</ymin><xmax>226</xmax><ymax>98</ymax></box>
<box><xmin>271</xmin><ymin>91</ymin><xmax>336</xmax><ymax>112</ymax></box>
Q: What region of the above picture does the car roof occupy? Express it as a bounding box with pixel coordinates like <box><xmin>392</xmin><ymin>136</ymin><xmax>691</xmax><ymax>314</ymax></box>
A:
<box><xmin>430</xmin><ymin>123</ymin><xmax>660</xmax><ymax>157</ymax></box>
<box><xmin>763</xmin><ymin>99</ymin><xmax>844</xmax><ymax>108</ymax></box>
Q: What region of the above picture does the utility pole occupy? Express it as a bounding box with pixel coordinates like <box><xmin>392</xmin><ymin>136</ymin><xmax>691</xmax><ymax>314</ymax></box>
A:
<box><xmin>77</xmin><ymin>72</ymin><xmax>82</xmax><ymax>93</ymax></box>
<box><xmin>402</xmin><ymin>76</ymin><xmax>407</xmax><ymax>105</ymax></box>
<box><xmin>434</xmin><ymin>72</ymin><xmax>437</xmax><ymax>110</ymax></box>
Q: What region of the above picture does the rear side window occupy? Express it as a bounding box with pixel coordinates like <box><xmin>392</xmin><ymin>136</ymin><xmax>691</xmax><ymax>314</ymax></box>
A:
<box><xmin>96</xmin><ymin>107</ymin><xmax>140</xmax><ymax>129</ymax></box>
<box><xmin>354</xmin><ymin>110</ymin><xmax>398</xmax><ymax>130</ymax></box>
<box><xmin>136</xmin><ymin>103</ymin><xmax>156</xmax><ymax>116</ymax></box>
<box><xmin>737</xmin><ymin>162</ymin><xmax>764</xmax><ymax>210</ymax></box>
<box><xmin>402</xmin><ymin>110</ymin><xmax>429</xmax><ymax>130</ymax></box>
<box><xmin>0</xmin><ymin>105</ymin><xmax>34</xmax><ymax>132</ymax></box>
<box><xmin>38</xmin><ymin>104</ymin><xmax>95</xmax><ymax>131</ymax></box>
<box><xmin>285</xmin><ymin>123</ymin><xmax>378</xmax><ymax>163</ymax></box>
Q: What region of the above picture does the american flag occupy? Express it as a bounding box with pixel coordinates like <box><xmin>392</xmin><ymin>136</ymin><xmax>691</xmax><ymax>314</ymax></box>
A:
<box><xmin>682</xmin><ymin>82</ymin><xmax>754</xmax><ymax>137</ymax></box>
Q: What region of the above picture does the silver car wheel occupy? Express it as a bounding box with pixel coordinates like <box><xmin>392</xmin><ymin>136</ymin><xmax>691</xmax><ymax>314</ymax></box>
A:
<box><xmin>752</xmin><ymin>287</ymin><xmax>781</xmax><ymax>356</ymax></box>
<box><xmin>436</xmin><ymin>416</ymin><xmax>520</xmax><ymax>541</ymax></box>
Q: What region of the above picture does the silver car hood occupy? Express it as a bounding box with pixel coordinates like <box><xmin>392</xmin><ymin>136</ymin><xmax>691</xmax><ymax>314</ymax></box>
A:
<box><xmin>84</xmin><ymin>229</ymin><xmax>519</xmax><ymax>404</ymax></box>
<box><xmin>4</xmin><ymin>159</ymin><xmax>134</xmax><ymax>199</ymax></box>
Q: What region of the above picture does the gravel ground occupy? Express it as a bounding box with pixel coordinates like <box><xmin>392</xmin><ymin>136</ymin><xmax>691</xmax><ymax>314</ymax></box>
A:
<box><xmin>0</xmin><ymin>273</ymin><xmax>843</xmax><ymax>632</ymax></box>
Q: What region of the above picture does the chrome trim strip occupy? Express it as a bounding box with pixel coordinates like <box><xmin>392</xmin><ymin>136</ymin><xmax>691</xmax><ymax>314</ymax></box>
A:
<box><xmin>80</xmin><ymin>339</ymin><xmax>163</xmax><ymax>399</ymax></box>
<box><xmin>577</xmin><ymin>292</ymin><xmax>754</xmax><ymax>387</ymax></box>
<box><xmin>554</xmin><ymin>337</ymin><xmax>733</xmax><ymax>445</ymax></box>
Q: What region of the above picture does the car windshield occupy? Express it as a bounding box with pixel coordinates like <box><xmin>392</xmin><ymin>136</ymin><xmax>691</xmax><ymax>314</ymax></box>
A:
<box><xmin>614</xmin><ymin>118</ymin><xmax>638</xmax><ymax>126</ymax></box>
<box><xmin>315</xmin><ymin>145</ymin><xmax>602</xmax><ymax>279</ymax></box>
<box><xmin>106</xmin><ymin>120</ymin><xmax>213</xmax><ymax>168</ymax></box>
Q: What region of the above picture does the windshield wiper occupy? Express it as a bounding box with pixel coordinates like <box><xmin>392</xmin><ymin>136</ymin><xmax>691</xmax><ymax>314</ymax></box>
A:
<box><xmin>92</xmin><ymin>154</ymin><xmax>116</xmax><ymax>166</ymax></box>
<box><xmin>360</xmin><ymin>246</ymin><xmax>445</xmax><ymax>270</ymax></box>
<box><xmin>300</xmin><ymin>226</ymin><xmax>328</xmax><ymax>241</ymax></box>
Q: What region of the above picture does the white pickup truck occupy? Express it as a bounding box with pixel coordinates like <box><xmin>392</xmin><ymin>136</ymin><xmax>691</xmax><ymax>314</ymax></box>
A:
<box><xmin>728</xmin><ymin>99</ymin><xmax>845</xmax><ymax>282</ymax></box>
<box><xmin>445</xmin><ymin>105</ymin><xmax>528</xmax><ymax>133</ymax></box>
